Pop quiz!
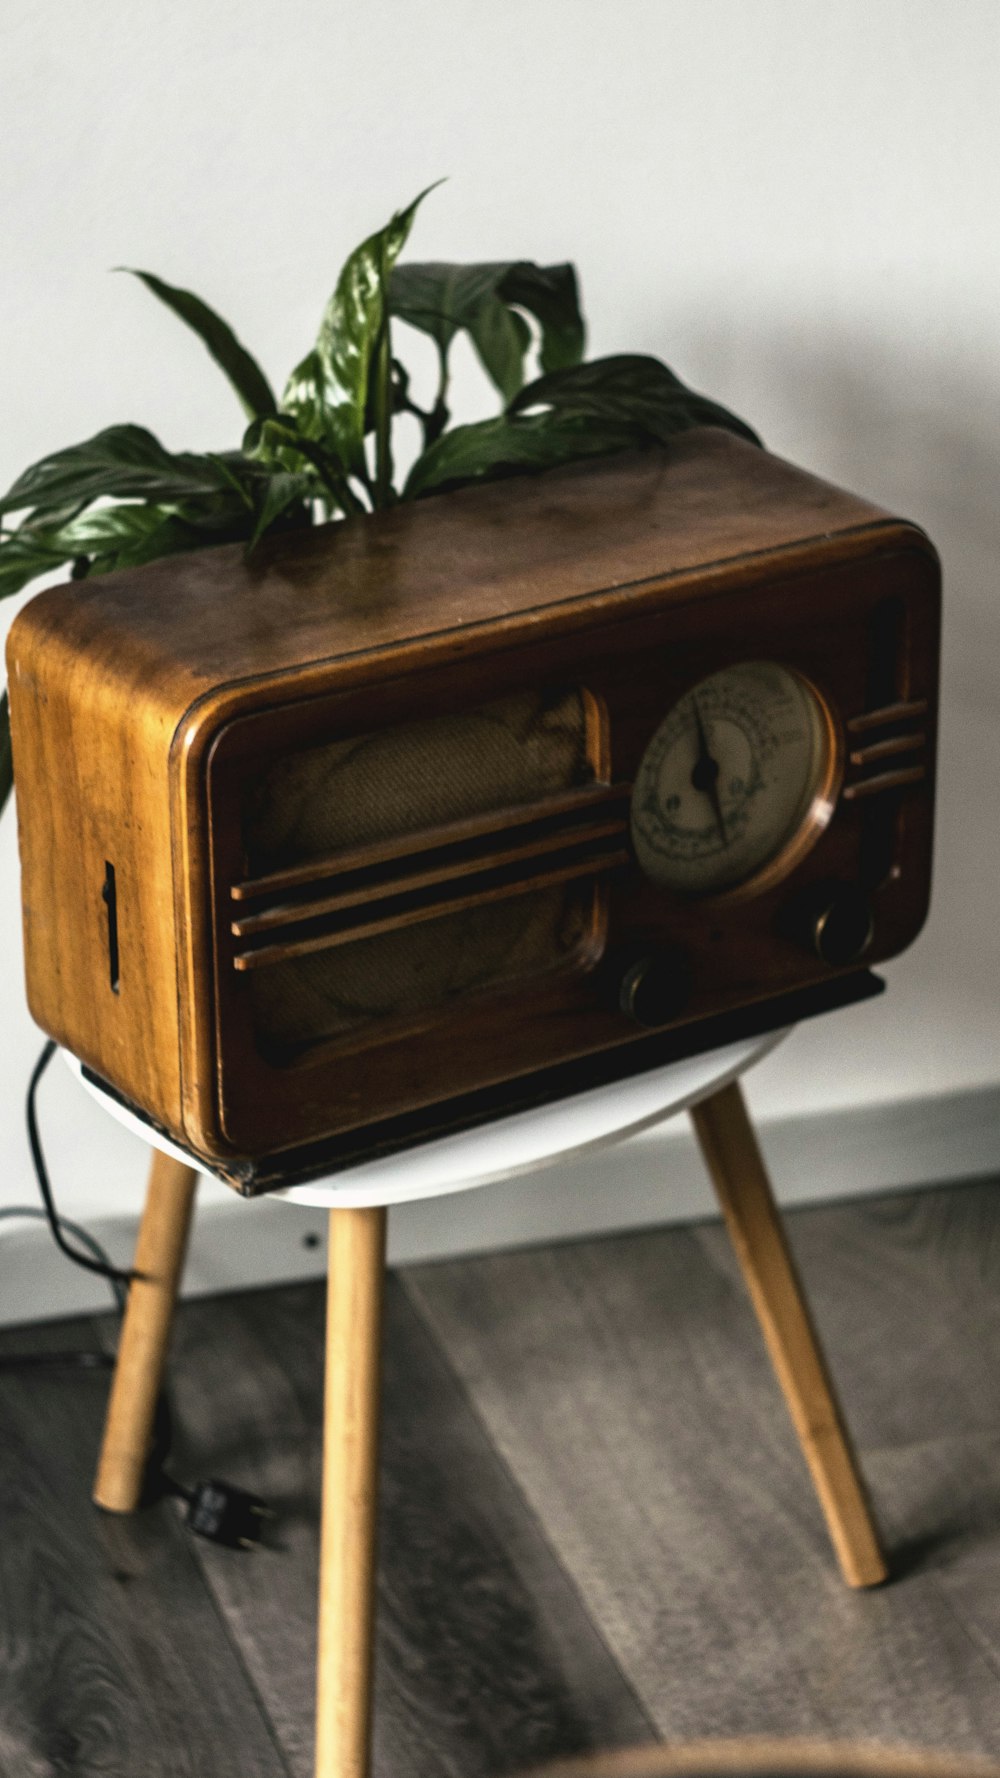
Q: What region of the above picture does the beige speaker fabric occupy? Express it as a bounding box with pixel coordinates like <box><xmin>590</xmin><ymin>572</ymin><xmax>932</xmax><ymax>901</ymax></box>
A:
<box><xmin>243</xmin><ymin>689</ymin><xmax>589</xmax><ymax>872</ymax></box>
<box><xmin>242</xmin><ymin>690</ymin><xmax>592</xmax><ymax>1051</ymax></box>
<box><xmin>249</xmin><ymin>887</ymin><xmax>591</xmax><ymax>1051</ymax></box>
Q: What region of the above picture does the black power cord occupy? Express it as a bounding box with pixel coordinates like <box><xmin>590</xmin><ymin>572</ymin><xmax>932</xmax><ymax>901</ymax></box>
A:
<box><xmin>26</xmin><ymin>1040</ymin><xmax>134</xmax><ymax>1298</ymax></box>
<box><xmin>0</xmin><ymin>1043</ymin><xmax>129</xmax><ymax>1369</ymax></box>
<box><xmin>2</xmin><ymin>1041</ymin><xmax>274</xmax><ymax>1549</ymax></box>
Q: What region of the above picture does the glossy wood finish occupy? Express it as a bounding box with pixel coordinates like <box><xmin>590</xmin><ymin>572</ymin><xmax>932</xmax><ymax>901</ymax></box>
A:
<box><xmin>232</xmin><ymin>843</ymin><xmax>629</xmax><ymax>972</ymax></box>
<box><xmin>9</xmin><ymin>433</ymin><xmax>895</xmax><ymax>701</ymax></box>
<box><xmin>6</xmin><ymin>431</ymin><xmax>940</xmax><ymax>1179</ymax></box>
<box><xmin>7</xmin><ymin>611</ymin><xmax>188</xmax><ymax>1134</ymax></box>
<box><xmin>204</xmin><ymin>550</ymin><xmax>937</xmax><ymax>1171</ymax></box>
<box><xmin>317</xmin><ymin>1208</ymin><xmax>387</xmax><ymax>1778</ymax></box>
<box><xmin>231</xmin><ymin>783</ymin><xmax>630</xmax><ymax>903</ymax></box>
<box><xmin>93</xmin><ymin>1151</ymin><xmax>198</xmax><ymax>1514</ymax></box>
<box><xmin>689</xmin><ymin>1082</ymin><xmax>886</xmax><ymax>1588</ymax></box>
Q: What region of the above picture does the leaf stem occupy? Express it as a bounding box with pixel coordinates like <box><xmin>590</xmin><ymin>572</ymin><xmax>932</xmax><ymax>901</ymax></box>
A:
<box><xmin>264</xmin><ymin>421</ymin><xmax>367</xmax><ymax>518</ymax></box>
<box><xmin>417</xmin><ymin>343</ymin><xmax>450</xmax><ymax>449</ymax></box>
<box><xmin>373</xmin><ymin>309</ymin><xmax>393</xmax><ymax>509</ymax></box>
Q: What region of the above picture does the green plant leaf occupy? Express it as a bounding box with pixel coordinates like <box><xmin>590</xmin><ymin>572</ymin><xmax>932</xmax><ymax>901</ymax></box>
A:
<box><xmin>390</xmin><ymin>260</ymin><xmax>585</xmax><ymax>400</ymax></box>
<box><xmin>121</xmin><ymin>270</ymin><xmax>278</xmax><ymax>422</ymax></box>
<box><xmin>467</xmin><ymin>301</ymin><xmax>531</xmax><ymax>404</ymax></box>
<box><xmin>510</xmin><ymin>354</ymin><xmax>762</xmax><ymax>447</ymax></box>
<box><xmin>403</xmin><ymin>410</ymin><xmax>648</xmax><ymax>500</ymax></box>
<box><xmin>0</xmin><ymin>482</ymin><xmax>286</xmax><ymax>599</ymax></box>
<box><xmin>41</xmin><ymin>502</ymin><xmax>216</xmax><ymax>570</ymax></box>
<box><xmin>283</xmin><ymin>185</ymin><xmax>439</xmax><ymax>485</ymax></box>
<box><xmin>246</xmin><ymin>472</ymin><xmax>316</xmax><ymax>550</ymax></box>
<box><xmin>0</xmin><ymin>528</ymin><xmax>71</xmax><ymax>599</ymax></box>
<box><xmin>0</xmin><ymin>691</ymin><xmax>11</xmax><ymax>819</ymax></box>
<box><xmin>498</xmin><ymin>263</ymin><xmax>584</xmax><ymax>372</ymax></box>
<box><xmin>269</xmin><ymin>353</ymin><xmax>330</xmax><ymax>448</ymax></box>
<box><xmin>245</xmin><ymin>413</ymin><xmax>364</xmax><ymax>516</ymax></box>
<box><xmin>390</xmin><ymin>263</ymin><xmax>506</xmax><ymax>354</ymax></box>
<box><xmin>0</xmin><ymin>426</ymin><xmax>243</xmax><ymax>521</ymax></box>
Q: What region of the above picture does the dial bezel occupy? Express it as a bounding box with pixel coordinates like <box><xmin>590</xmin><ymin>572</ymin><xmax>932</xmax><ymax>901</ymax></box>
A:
<box><xmin>630</xmin><ymin>660</ymin><xmax>843</xmax><ymax>905</ymax></box>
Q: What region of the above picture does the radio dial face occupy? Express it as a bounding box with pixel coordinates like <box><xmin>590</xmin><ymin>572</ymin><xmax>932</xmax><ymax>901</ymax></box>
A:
<box><xmin>630</xmin><ymin>661</ymin><xmax>834</xmax><ymax>897</ymax></box>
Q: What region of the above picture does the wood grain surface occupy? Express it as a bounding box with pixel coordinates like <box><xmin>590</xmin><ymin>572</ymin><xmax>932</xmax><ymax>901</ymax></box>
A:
<box><xmin>689</xmin><ymin>1082</ymin><xmax>886</xmax><ymax>1588</ymax></box>
<box><xmin>406</xmin><ymin>1178</ymin><xmax>1000</xmax><ymax>1750</ymax></box>
<box><xmin>93</xmin><ymin>1151</ymin><xmax>198</xmax><ymax>1514</ymax></box>
<box><xmin>6</xmin><ymin>425</ymin><xmax>939</xmax><ymax>1174</ymax></box>
<box><xmin>163</xmin><ymin>1274</ymin><xmax>652</xmax><ymax>1778</ymax></box>
<box><xmin>3</xmin><ymin>1179</ymin><xmax>1000</xmax><ymax>1774</ymax></box>
<box><xmin>7</xmin><ymin>433</ymin><xmax>894</xmax><ymax>703</ymax></box>
<box><xmin>0</xmin><ymin>1317</ymin><xmax>289</xmax><ymax>1778</ymax></box>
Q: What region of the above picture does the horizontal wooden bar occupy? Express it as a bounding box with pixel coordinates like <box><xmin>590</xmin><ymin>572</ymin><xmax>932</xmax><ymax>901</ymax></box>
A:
<box><xmin>842</xmin><ymin>764</ymin><xmax>926</xmax><ymax>801</ymax></box>
<box><xmin>233</xmin><ymin>846</ymin><xmax>630</xmax><ymax>971</ymax></box>
<box><xmin>233</xmin><ymin>781</ymin><xmax>630</xmax><ymax>903</ymax></box>
<box><xmin>849</xmin><ymin>732</ymin><xmax>926</xmax><ymax>768</ymax></box>
<box><xmin>232</xmin><ymin>814</ymin><xmax>628</xmax><ymax>938</ymax></box>
<box><xmin>846</xmin><ymin>698</ymin><xmax>928</xmax><ymax>735</ymax></box>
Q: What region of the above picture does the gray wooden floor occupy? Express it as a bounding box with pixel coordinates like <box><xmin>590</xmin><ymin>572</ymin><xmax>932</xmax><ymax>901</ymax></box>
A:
<box><xmin>2</xmin><ymin>1176</ymin><xmax>1000</xmax><ymax>1776</ymax></box>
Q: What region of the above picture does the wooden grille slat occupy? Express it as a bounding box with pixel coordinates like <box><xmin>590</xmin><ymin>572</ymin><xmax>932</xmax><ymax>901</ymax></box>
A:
<box><xmin>233</xmin><ymin>781</ymin><xmax>630</xmax><ymax>903</ymax></box>
<box><xmin>843</xmin><ymin>700</ymin><xmax>929</xmax><ymax>801</ymax></box>
<box><xmin>232</xmin><ymin>814</ymin><xmax>628</xmax><ymax>939</ymax></box>
<box><xmin>233</xmin><ymin>843</ymin><xmax>630</xmax><ymax>972</ymax></box>
<box><xmin>842</xmin><ymin>764</ymin><xmax>926</xmax><ymax>801</ymax></box>
<box><xmin>849</xmin><ymin>732</ymin><xmax>926</xmax><ymax>768</ymax></box>
<box><xmin>846</xmin><ymin>698</ymin><xmax>928</xmax><ymax>735</ymax></box>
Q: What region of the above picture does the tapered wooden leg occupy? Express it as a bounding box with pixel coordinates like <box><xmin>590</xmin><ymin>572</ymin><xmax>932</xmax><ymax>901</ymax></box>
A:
<box><xmin>316</xmin><ymin>1205</ymin><xmax>387</xmax><ymax>1778</ymax></box>
<box><xmin>93</xmin><ymin>1150</ymin><xmax>198</xmax><ymax>1514</ymax></box>
<box><xmin>690</xmin><ymin>1079</ymin><xmax>887</xmax><ymax>1589</ymax></box>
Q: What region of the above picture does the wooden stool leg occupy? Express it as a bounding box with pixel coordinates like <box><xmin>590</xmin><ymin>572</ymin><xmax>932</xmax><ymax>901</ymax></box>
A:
<box><xmin>690</xmin><ymin>1079</ymin><xmax>887</xmax><ymax>1589</ymax></box>
<box><xmin>93</xmin><ymin>1150</ymin><xmax>198</xmax><ymax>1514</ymax></box>
<box><xmin>316</xmin><ymin>1205</ymin><xmax>387</xmax><ymax>1778</ymax></box>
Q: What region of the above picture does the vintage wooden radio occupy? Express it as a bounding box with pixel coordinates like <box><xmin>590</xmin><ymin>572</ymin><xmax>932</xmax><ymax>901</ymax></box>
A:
<box><xmin>6</xmin><ymin>427</ymin><xmax>939</xmax><ymax>1188</ymax></box>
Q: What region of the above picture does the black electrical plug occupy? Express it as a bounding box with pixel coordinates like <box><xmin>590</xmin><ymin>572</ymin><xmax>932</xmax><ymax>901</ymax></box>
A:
<box><xmin>184</xmin><ymin>1479</ymin><xmax>275</xmax><ymax>1550</ymax></box>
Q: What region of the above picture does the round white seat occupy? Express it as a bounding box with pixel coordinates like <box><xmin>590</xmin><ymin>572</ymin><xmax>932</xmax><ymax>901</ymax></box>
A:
<box><xmin>64</xmin><ymin>1026</ymin><xmax>790</xmax><ymax>1210</ymax></box>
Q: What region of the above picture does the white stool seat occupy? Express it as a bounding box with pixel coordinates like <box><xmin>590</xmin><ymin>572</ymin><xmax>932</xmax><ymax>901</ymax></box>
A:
<box><xmin>64</xmin><ymin>1027</ymin><xmax>790</xmax><ymax>1210</ymax></box>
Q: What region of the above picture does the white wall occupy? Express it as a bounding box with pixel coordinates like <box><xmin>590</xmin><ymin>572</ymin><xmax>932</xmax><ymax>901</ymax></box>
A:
<box><xmin>1</xmin><ymin>1</ymin><xmax>998</xmax><ymax>1312</ymax></box>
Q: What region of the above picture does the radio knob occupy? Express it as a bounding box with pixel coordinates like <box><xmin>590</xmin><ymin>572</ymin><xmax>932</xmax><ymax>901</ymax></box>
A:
<box><xmin>810</xmin><ymin>886</ymin><xmax>875</xmax><ymax>967</ymax></box>
<box><xmin>617</xmin><ymin>950</ymin><xmax>690</xmax><ymax>1028</ymax></box>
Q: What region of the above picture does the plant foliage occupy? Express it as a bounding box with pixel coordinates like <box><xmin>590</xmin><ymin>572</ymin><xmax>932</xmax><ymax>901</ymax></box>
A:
<box><xmin>0</xmin><ymin>187</ymin><xmax>759</xmax><ymax>811</ymax></box>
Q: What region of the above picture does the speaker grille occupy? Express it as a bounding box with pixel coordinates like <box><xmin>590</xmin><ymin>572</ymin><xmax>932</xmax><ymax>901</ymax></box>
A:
<box><xmin>248</xmin><ymin>885</ymin><xmax>592</xmax><ymax>1052</ymax></box>
<box><xmin>243</xmin><ymin>689</ymin><xmax>590</xmax><ymax>874</ymax></box>
<box><xmin>235</xmin><ymin>688</ymin><xmax>616</xmax><ymax>1056</ymax></box>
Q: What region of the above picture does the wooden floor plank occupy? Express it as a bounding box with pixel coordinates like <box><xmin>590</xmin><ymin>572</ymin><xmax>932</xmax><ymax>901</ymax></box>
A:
<box><xmin>869</xmin><ymin>1430</ymin><xmax>1000</xmax><ymax>1678</ymax></box>
<box><xmin>165</xmin><ymin>1274</ymin><xmax>653</xmax><ymax>1778</ymax></box>
<box><xmin>0</xmin><ymin>1316</ymin><xmax>289</xmax><ymax>1778</ymax></box>
<box><xmin>6</xmin><ymin>1177</ymin><xmax>1000</xmax><ymax>1772</ymax></box>
<box><xmin>695</xmin><ymin>1175</ymin><xmax>1000</xmax><ymax>1450</ymax></box>
<box><xmin>405</xmin><ymin>1180</ymin><xmax>1000</xmax><ymax>1750</ymax></box>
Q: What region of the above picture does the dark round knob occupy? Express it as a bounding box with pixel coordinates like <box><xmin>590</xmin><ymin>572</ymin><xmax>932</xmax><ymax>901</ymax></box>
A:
<box><xmin>618</xmin><ymin>950</ymin><xmax>689</xmax><ymax>1028</ymax></box>
<box><xmin>811</xmin><ymin>886</ymin><xmax>875</xmax><ymax>966</ymax></box>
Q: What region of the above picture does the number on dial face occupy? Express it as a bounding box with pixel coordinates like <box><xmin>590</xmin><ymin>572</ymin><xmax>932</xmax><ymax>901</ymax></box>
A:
<box><xmin>630</xmin><ymin>661</ymin><xmax>831</xmax><ymax>896</ymax></box>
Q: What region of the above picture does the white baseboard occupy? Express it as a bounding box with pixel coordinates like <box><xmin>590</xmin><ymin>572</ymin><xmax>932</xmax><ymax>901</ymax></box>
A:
<box><xmin>1</xmin><ymin>1084</ymin><xmax>998</xmax><ymax>1330</ymax></box>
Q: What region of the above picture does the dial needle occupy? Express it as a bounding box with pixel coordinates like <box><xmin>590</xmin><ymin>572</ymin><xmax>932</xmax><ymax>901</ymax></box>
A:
<box><xmin>690</xmin><ymin>697</ymin><xmax>727</xmax><ymax>844</ymax></box>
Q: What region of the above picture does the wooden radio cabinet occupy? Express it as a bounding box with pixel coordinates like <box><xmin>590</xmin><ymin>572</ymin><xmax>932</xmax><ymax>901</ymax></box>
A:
<box><xmin>6</xmin><ymin>427</ymin><xmax>939</xmax><ymax>1188</ymax></box>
